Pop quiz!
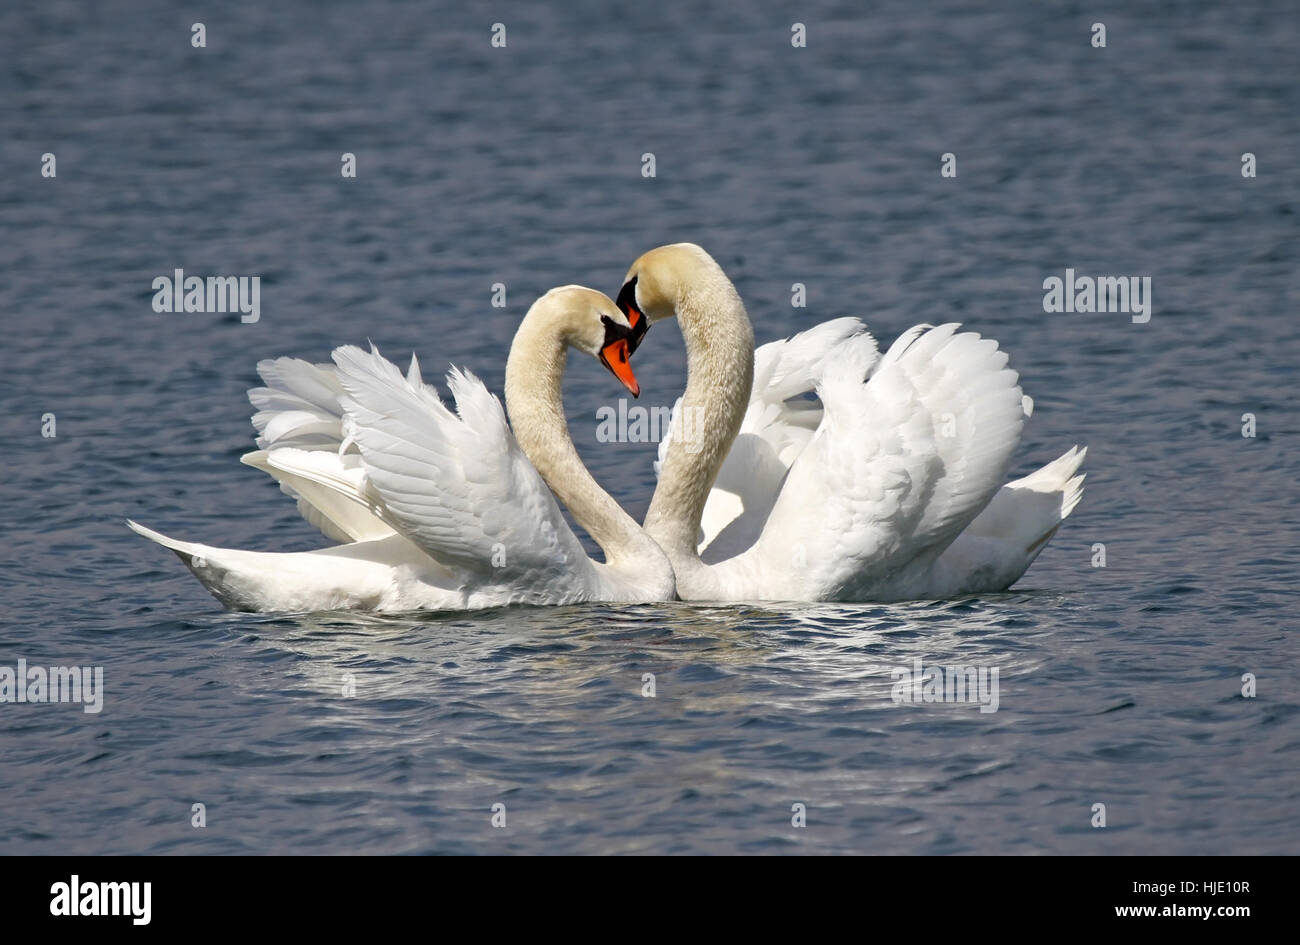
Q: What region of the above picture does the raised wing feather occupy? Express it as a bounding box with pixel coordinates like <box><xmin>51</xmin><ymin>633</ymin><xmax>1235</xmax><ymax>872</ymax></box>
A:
<box><xmin>331</xmin><ymin>344</ymin><xmax>596</xmax><ymax>591</ymax></box>
<box><xmin>728</xmin><ymin>323</ymin><xmax>1025</xmax><ymax>599</ymax></box>
<box><xmin>667</xmin><ymin>317</ymin><xmax>874</xmax><ymax>560</ymax></box>
<box><xmin>246</xmin><ymin>356</ymin><xmax>398</xmax><ymax>541</ymax></box>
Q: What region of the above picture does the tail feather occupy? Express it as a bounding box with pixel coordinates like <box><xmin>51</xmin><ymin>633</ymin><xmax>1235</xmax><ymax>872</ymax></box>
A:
<box><xmin>921</xmin><ymin>445</ymin><xmax>1087</xmax><ymax>595</ymax></box>
<box><xmin>1006</xmin><ymin>445</ymin><xmax>1088</xmax><ymax>522</ymax></box>
<box><xmin>126</xmin><ymin>520</ymin><xmax>442</xmax><ymax>611</ymax></box>
<box><xmin>1061</xmin><ymin>472</ymin><xmax>1087</xmax><ymax>520</ymax></box>
<box><xmin>125</xmin><ymin>519</ymin><xmax>207</xmax><ymax>560</ymax></box>
<box><xmin>959</xmin><ymin>445</ymin><xmax>1088</xmax><ymax>548</ymax></box>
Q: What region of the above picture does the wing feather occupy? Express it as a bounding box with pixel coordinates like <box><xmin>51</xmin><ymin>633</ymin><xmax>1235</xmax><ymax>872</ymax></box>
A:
<box><xmin>331</xmin><ymin>344</ymin><xmax>595</xmax><ymax>590</ymax></box>
<box><xmin>726</xmin><ymin>323</ymin><xmax>1025</xmax><ymax>599</ymax></box>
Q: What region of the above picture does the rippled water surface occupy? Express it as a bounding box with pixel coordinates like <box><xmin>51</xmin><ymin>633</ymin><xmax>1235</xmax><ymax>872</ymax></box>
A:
<box><xmin>1</xmin><ymin>0</ymin><xmax>1297</xmax><ymax>853</ymax></box>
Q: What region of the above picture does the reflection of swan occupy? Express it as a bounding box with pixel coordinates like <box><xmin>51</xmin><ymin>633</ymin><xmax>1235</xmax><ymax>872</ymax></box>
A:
<box><xmin>615</xmin><ymin>243</ymin><xmax>1086</xmax><ymax>601</ymax></box>
<box><xmin>128</xmin><ymin>287</ymin><xmax>675</xmax><ymax>612</ymax></box>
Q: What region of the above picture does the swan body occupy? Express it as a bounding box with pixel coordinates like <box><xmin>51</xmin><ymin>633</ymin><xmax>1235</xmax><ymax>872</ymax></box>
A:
<box><xmin>618</xmin><ymin>243</ymin><xmax>1086</xmax><ymax>601</ymax></box>
<box><xmin>676</xmin><ymin>319</ymin><xmax>1087</xmax><ymax>592</ymax></box>
<box><xmin>129</xmin><ymin>287</ymin><xmax>675</xmax><ymax>612</ymax></box>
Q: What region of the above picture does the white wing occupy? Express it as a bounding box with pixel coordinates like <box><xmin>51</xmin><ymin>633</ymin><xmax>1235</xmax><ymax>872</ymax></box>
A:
<box><xmin>922</xmin><ymin>445</ymin><xmax>1087</xmax><ymax>596</ymax></box>
<box><xmin>246</xmin><ymin>356</ymin><xmax>396</xmax><ymax>542</ymax></box>
<box><xmin>714</xmin><ymin>323</ymin><xmax>1026</xmax><ymax>600</ymax></box>
<box><xmin>240</xmin><ymin>447</ymin><xmax>393</xmax><ymax>543</ymax></box>
<box><xmin>132</xmin><ymin>346</ymin><xmax>628</xmax><ymax>611</ymax></box>
<box><xmin>331</xmin><ymin>344</ymin><xmax>600</xmax><ymax>599</ymax></box>
<box><xmin>250</xmin><ymin>356</ymin><xmax>348</xmax><ymax>451</ymax></box>
<box><xmin>658</xmin><ymin>317</ymin><xmax>871</xmax><ymax>562</ymax></box>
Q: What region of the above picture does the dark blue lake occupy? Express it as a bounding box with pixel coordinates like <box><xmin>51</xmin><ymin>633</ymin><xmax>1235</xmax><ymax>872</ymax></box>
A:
<box><xmin>1</xmin><ymin>0</ymin><xmax>1296</xmax><ymax>853</ymax></box>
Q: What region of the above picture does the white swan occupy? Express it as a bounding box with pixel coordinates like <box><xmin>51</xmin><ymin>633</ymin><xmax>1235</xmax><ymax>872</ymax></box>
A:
<box><xmin>128</xmin><ymin>286</ymin><xmax>676</xmax><ymax>612</ymax></box>
<box><xmin>614</xmin><ymin>243</ymin><xmax>1086</xmax><ymax>601</ymax></box>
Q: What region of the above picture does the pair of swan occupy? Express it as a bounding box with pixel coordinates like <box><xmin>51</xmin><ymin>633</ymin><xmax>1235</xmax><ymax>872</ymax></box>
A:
<box><xmin>130</xmin><ymin>243</ymin><xmax>1086</xmax><ymax>611</ymax></box>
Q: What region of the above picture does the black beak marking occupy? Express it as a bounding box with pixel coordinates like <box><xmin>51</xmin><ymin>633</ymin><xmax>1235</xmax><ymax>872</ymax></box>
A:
<box><xmin>616</xmin><ymin>276</ymin><xmax>650</xmax><ymax>355</ymax></box>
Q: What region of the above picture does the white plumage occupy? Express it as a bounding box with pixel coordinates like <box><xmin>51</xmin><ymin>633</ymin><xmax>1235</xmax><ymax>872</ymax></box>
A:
<box><xmin>624</xmin><ymin>243</ymin><xmax>1086</xmax><ymax>601</ymax></box>
<box><xmin>129</xmin><ymin>287</ymin><xmax>675</xmax><ymax>612</ymax></box>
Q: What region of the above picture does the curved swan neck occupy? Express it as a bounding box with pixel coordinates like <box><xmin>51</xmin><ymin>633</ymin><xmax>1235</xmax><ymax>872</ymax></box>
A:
<box><xmin>504</xmin><ymin>312</ymin><xmax>668</xmax><ymax>578</ymax></box>
<box><xmin>642</xmin><ymin>251</ymin><xmax>755</xmax><ymax>578</ymax></box>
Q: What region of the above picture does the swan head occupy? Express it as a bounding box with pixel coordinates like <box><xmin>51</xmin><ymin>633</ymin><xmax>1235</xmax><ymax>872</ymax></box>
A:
<box><xmin>532</xmin><ymin>285</ymin><xmax>641</xmax><ymax>397</ymax></box>
<box><xmin>615</xmin><ymin>243</ymin><xmax>722</xmax><ymax>354</ymax></box>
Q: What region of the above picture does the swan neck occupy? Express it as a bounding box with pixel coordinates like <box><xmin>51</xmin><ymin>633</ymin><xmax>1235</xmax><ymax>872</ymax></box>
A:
<box><xmin>504</xmin><ymin>320</ymin><xmax>667</xmax><ymax>578</ymax></box>
<box><xmin>643</xmin><ymin>261</ymin><xmax>755</xmax><ymax>576</ymax></box>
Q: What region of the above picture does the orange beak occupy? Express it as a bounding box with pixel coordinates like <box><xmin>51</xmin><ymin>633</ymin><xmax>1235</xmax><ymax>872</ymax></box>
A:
<box><xmin>599</xmin><ymin>337</ymin><xmax>640</xmax><ymax>398</ymax></box>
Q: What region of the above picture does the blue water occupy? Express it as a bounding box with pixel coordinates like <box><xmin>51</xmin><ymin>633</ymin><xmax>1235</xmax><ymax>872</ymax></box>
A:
<box><xmin>2</xmin><ymin>0</ymin><xmax>1297</xmax><ymax>854</ymax></box>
